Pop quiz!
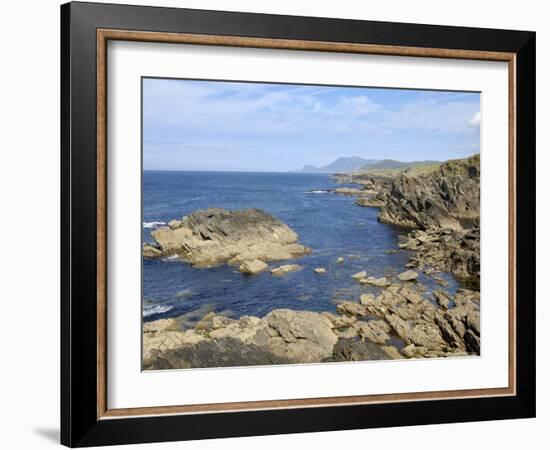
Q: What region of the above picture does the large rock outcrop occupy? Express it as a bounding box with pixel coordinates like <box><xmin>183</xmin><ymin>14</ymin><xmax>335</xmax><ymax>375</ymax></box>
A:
<box><xmin>144</xmin><ymin>208</ymin><xmax>311</xmax><ymax>268</ymax></box>
<box><xmin>377</xmin><ymin>155</ymin><xmax>480</xmax><ymax>230</ymax></box>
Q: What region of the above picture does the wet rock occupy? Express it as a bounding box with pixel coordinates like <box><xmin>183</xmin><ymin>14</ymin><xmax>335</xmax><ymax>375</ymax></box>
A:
<box><xmin>271</xmin><ymin>264</ymin><xmax>302</xmax><ymax>276</ymax></box>
<box><xmin>352</xmin><ymin>271</ymin><xmax>367</xmax><ymax>280</ymax></box>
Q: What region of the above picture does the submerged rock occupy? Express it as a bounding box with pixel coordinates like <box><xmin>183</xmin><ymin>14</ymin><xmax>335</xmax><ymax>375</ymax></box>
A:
<box><xmin>271</xmin><ymin>264</ymin><xmax>302</xmax><ymax>276</ymax></box>
<box><xmin>145</xmin><ymin>208</ymin><xmax>311</xmax><ymax>268</ymax></box>
<box><xmin>352</xmin><ymin>271</ymin><xmax>367</xmax><ymax>280</ymax></box>
<box><xmin>314</xmin><ymin>267</ymin><xmax>327</xmax><ymax>274</ymax></box>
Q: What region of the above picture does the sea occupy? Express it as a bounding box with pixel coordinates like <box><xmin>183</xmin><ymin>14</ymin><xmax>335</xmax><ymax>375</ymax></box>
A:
<box><xmin>142</xmin><ymin>171</ymin><xmax>458</xmax><ymax>323</ymax></box>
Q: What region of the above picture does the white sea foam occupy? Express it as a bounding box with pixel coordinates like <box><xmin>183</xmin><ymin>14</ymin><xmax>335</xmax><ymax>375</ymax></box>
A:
<box><xmin>143</xmin><ymin>221</ymin><xmax>166</xmax><ymax>229</ymax></box>
<box><xmin>307</xmin><ymin>190</ymin><xmax>330</xmax><ymax>194</ymax></box>
<box><xmin>143</xmin><ymin>304</ymin><xmax>173</xmax><ymax>317</ymax></box>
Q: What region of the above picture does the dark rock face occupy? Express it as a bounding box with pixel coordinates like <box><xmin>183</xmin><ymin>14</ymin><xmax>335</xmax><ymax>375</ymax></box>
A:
<box><xmin>378</xmin><ymin>155</ymin><xmax>480</xmax><ymax>231</ymax></box>
<box><xmin>331</xmin><ymin>338</ymin><xmax>390</xmax><ymax>361</ymax></box>
<box><xmin>144</xmin><ymin>337</ymin><xmax>291</xmax><ymax>370</ymax></box>
<box><xmin>399</xmin><ymin>226</ymin><xmax>480</xmax><ymax>283</ymax></box>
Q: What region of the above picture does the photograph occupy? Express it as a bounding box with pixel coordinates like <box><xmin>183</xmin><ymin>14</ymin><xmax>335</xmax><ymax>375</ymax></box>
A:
<box><xmin>141</xmin><ymin>78</ymin><xmax>481</xmax><ymax>370</ymax></box>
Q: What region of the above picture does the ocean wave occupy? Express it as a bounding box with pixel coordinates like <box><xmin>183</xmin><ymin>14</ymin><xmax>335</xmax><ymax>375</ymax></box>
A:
<box><xmin>143</xmin><ymin>304</ymin><xmax>173</xmax><ymax>317</ymax></box>
<box><xmin>306</xmin><ymin>190</ymin><xmax>330</xmax><ymax>194</ymax></box>
<box><xmin>143</xmin><ymin>221</ymin><xmax>166</xmax><ymax>229</ymax></box>
<box><xmin>162</xmin><ymin>254</ymin><xmax>180</xmax><ymax>261</ymax></box>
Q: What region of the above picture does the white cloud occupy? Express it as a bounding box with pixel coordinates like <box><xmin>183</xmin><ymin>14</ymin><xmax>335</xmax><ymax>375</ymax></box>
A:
<box><xmin>468</xmin><ymin>111</ymin><xmax>481</xmax><ymax>127</ymax></box>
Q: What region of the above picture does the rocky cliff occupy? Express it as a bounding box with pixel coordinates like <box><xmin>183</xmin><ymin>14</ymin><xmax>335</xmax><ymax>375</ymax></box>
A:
<box><xmin>377</xmin><ymin>154</ymin><xmax>480</xmax><ymax>230</ymax></box>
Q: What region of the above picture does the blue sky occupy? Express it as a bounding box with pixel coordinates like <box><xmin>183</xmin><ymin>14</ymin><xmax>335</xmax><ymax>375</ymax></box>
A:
<box><xmin>143</xmin><ymin>78</ymin><xmax>480</xmax><ymax>172</ymax></box>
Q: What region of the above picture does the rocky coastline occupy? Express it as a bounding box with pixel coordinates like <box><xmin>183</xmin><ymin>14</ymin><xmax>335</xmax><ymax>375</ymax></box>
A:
<box><xmin>143</xmin><ymin>155</ymin><xmax>481</xmax><ymax>369</ymax></box>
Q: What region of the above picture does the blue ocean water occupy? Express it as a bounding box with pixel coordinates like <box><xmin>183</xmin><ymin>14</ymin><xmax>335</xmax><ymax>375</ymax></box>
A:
<box><xmin>142</xmin><ymin>171</ymin><xmax>458</xmax><ymax>322</ymax></box>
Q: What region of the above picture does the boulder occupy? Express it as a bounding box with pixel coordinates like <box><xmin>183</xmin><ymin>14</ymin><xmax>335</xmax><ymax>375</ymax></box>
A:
<box><xmin>264</xmin><ymin>309</ymin><xmax>338</xmax><ymax>362</ymax></box>
<box><xmin>397</xmin><ymin>270</ymin><xmax>419</xmax><ymax>281</ymax></box>
<box><xmin>270</xmin><ymin>264</ymin><xmax>302</xmax><ymax>276</ymax></box>
<box><xmin>239</xmin><ymin>259</ymin><xmax>268</xmax><ymax>275</ymax></box>
<box><xmin>336</xmin><ymin>257</ymin><xmax>345</xmax><ymax>264</ymax></box>
<box><xmin>364</xmin><ymin>276</ymin><xmax>390</xmax><ymax>287</ymax></box>
<box><xmin>352</xmin><ymin>271</ymin><xmax>367</xmax><ymax>280</ymax></box>
<box><xmin>168</xmin><ymin>219</ymin><xmax>182</xmax><ymax>230</ymax></box>
<box><xmin>314</xmin><ymin>267</ymin><xmax>326</xmax><ymax>274</ymax></box>
<box><xmin>143</xmin><ymin>244</ymin><xmax>162</xmax><ymax>258</ymax></box>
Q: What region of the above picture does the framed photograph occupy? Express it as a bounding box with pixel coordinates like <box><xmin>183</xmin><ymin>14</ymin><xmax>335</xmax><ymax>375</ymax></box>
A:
<box><xmin>61</xmin><ymin>1</ymin><xmax>536</xmax><ymax>447</ymax></box>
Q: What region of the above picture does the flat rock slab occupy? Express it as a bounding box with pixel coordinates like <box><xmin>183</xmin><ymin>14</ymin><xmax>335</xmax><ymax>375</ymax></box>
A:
<box><xmin>271</xmin><ymin>264</ymin><xmax>302</xmax><ymax>276</ymax></box>
<box><xmin>397</xmin><ymin>270</ymin><xmax>419</xmax><ymax>281</ymax></box>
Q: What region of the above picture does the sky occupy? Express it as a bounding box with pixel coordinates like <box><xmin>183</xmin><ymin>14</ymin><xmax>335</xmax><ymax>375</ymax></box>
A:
<box><xmin>143</xmin><ymin>78</ymin><xmax>480</xmax><ymax>172</ymax></box>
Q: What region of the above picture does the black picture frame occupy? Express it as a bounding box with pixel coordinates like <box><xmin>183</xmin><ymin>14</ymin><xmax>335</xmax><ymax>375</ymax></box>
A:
<box><xmin>61</xmin><ymin>1</ymin><xmax>536</xmax><ymax>447</ymax></box>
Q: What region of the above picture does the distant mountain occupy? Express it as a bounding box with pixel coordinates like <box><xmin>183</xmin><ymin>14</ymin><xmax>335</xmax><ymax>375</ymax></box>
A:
<box><xmin>359</xmin><ymin>159</ymin><xmax>442</xmax><ymax>171</ymax></box>
<box><xmin>300</xmin><ymin>157</ymin><xmax>443</xmax><ymax>174</ymax></box>
<box><xmin>301</xmin><ymin>157</ymin><xmax>379</xmax><ymax>173</ymax></box>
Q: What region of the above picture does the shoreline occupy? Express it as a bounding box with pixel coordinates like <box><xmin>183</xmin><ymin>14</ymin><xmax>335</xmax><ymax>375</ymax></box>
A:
<box><xmin>143</xmin><ymin>155</ymin><xmax>481</xmax><ymax>368</ymax></box>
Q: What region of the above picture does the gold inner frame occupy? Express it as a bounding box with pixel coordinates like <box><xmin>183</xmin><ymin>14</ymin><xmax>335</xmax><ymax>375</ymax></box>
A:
<box><xmin>96</xmin><ymin>29</ymin><xmax>517</xmax><ymax>420</ymax></box>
